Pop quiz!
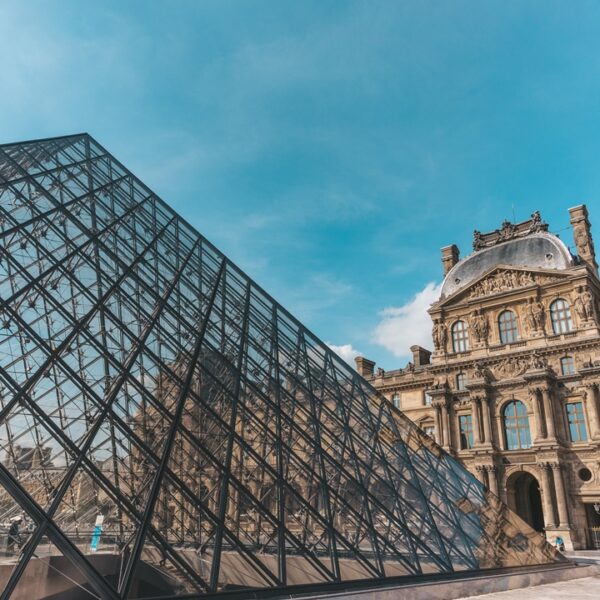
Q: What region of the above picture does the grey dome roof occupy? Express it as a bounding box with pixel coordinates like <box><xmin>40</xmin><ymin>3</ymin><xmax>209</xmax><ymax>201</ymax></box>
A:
<box><xmin>441</xmin><ymin>232</ymin><xmax>574</xmax><ymax>298</ymax></box>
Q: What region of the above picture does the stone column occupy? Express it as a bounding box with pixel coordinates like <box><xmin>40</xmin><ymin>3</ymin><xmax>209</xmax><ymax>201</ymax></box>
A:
<box><xmin>486</xmin><ymin>466</ymin><xmax>499</xmax><ymax>496</ymax></box>
<box><xmin>440</xmin><ymin>403</ymin><xmax>450</xmax><ymax>450</ymax></box>
<box><xmin>551</xmin><ymin>462</ymin><xmax>570</xmax><ymax>527</ymax></box>
<box><xmin>530</xmin><ymin>388</ymin><xmax>545</xmax><ymax>440</ymax></box>
<box><xmin>471</xmin><ymin>397</ymin><xmax>482</xmax><ymax>445</ymax></box>
<box><xmin>433</xmin><ymin>405</ymin><xmax>443</xmax><ymax>446</ymax></box>
<box><xmin>585</xmin><ymin>384</ymin><xmax>600</xmax><ymax>439</ymax></box>
<box><xmin>539</xmin><ymin>463</ymin><xmax>556</xmax><ymax>528</ymax></box>
<box><xmin>480</xmin><ymin>397</ymin><xmax>493</xmax><ymax>446</ymax></box>
<box><xmin>541</xmin><ymin>387</ymin><xmax>557</xmax><ymax>440</ymax></box>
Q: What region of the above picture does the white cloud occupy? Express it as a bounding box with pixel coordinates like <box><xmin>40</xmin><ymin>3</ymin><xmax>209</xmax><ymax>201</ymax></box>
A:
<box><xmin>372</xmin><ymin>282</ymin><xmax>442</xmax><ymax>359</ymax></box>
<box><xmin>327</xmin><ymin>343</ymin><xmax>361</xmax><ymax>366</ymax></box>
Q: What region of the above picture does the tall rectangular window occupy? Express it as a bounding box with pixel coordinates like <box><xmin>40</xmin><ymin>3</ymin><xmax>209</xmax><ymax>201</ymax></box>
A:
<box><xmin>424</xmin><ymin>393</ymin><xmax>432</xmax><ymax>406</ymax></box>
<box><xmin>391</xmin><ymin>394</ymin><xmax>400</xmax><ymax>409</ymax></box>
<box><xmin>567</xmin><ymin>402</ymin><xmax>588</xmax><ymax>442</ymax></box>
<box><xmin>456</xmin><ymin>372</ymin><xmax>468</xmax><ymax>390</ymax></box>
<box><xmin>459</xmin><ymin>414</ymin><xmax>473</xmax><ymax>449</ymax></box>
<box><xmin>560</xmin><ymin>356</ymin><xmax>575</xmax><ymax>376</ymax></box>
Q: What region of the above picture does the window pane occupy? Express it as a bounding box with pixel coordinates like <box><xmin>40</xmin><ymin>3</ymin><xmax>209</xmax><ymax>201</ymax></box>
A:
<box><xmin>452</xmin><ymin>320</ymin><xmax>470</xmax><ymax>352</ymax></box>
<box><xmin>504</xmin><ymin>401</ymin><xmax>531</xmax><ymax>450</ymax></box>
<box><xmin>550</xmin><ymin>299</ymin><xmax>573</xmax><ymax>334</ymax></box>
<box><xmin>561</xmin><ymin>356</ymin><xmax>575</xmax><ymax>375</ymax></box>
<box><xmin>459</xmin><ymin>414</ymin><xmax>473</xmax><ymax>449</ymax></box>
<box><xmin>567</xmin><ymin>402</ymin><xmax>587</xmax><ymax>442</ymax></box>
<box><xmin>498</xmin><ymin>311</ymin><xmax>518</xmax><ymax>344</ymax></box>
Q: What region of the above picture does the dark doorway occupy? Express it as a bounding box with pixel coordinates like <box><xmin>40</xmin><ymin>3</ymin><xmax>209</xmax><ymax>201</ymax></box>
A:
<box><xmin>585</xmin><ymin>503</ymin><xmax>600</xmax><ymax>549</ymax></box>
<box><xmin>508</xmin><ymin>472</ymin><xmax>545</xmax><ymax>532</ymax></box>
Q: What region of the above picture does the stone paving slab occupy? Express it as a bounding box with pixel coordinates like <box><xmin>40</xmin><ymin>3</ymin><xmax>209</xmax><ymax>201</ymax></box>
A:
<box><xmin>461</xmin><ymin>575</ymin><xmax>600</xmax><ymax>599</ymax></box>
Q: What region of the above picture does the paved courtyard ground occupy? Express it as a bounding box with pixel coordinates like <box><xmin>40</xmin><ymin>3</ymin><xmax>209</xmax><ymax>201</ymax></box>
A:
<box><xmin>461</xmin><ymin>575</ymin><xmax>600</xmax><ymax>599</ymax></box>
<box><xmin>462</xmin><ymin>551</ymin><xmax>600</xmax><ymax>599</ymax></box>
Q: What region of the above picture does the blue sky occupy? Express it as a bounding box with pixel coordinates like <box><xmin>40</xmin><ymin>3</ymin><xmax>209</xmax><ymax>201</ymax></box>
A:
<box><xmin>1</xmin><ymin>1</ymin><xmax>599</xmax><ymax>369</ymax></box>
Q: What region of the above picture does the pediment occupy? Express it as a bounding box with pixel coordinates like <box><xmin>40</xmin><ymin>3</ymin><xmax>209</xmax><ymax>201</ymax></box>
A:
<box><xmin>434</xmin><ymin>265</ymin><xmax>571</xmax><ymax>309</ymax></box>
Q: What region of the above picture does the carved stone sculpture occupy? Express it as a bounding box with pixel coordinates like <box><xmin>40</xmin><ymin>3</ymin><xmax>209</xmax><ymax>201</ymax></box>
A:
<box><xmin>524</xmin><ymin>298</ymin><xmax>537</xmax><ymax>332</ymax></box>
<box><xmin>529</xmin><ymin>350</ymin><xmax>547</xmax><ymax>370</ymax></box>
<box><xmin>492</xmin><ymin>356</ymin><xmax>530</xmax><ymax>378</ymax></box>
<box><xmin>469</xmin><ymin>309</ymin><xmax>489</xmax><ymax>344</ymax></box>
<box><xmin>528</xmin><ymin>210</ymin><xmax>544</xmax><ymax>233</ymax></box>
<box><xmin>582</xmin><ymin>287</ymin><xmax>596</xmax><ymax>323</ymax></box>
<box><xmin>574</xmin><ymin>287</ymin><xmax>587</xmax><ymax>321</ymax></box>
<box><xmin>531</xmin><ymin>299</ymin><xmax>546</xmax><ymax>331</ymax></box>
<box><xmin>469</xmin><ymin>269</ymin><xmax>543</xmax><ymax>299</ymax></box>
<box><xmin>498</xmin><ymin>219</ymin><xmax>517</xmax><ymax>241</ymax></box>
<box><xmin>574</xmin><ymin>223</ymin><xmax>592</xmax><ymax>256</ymax></box>
<box><xmin>432</xmin><ymin>320</ymin><xmax>447</xmax><ymax>351</ymax></box>
<box><xmin>573</xmin><ymin>285</ymin><xmax>596</xmax><ymax>324</ymax></box>
<box><xmin>473</xmin><ymin>230</ymin><xmax>485</xmax><ymax>251</ymax></box>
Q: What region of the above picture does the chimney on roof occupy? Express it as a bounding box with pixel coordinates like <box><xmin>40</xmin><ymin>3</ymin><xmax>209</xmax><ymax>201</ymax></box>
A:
<box><xmin>355</xmin><ymin>357</ymin><xmax>375</xmax><ymax>377</ymax></box>
<box><xmin>410</xmin><ymin>345</ymin><xmax>431</xmax><ymax>367</ymax></box>
<box><xmin>441</xmin><ymin>244</ymin><xmax>459</xmax><ymax>276</ymax></box>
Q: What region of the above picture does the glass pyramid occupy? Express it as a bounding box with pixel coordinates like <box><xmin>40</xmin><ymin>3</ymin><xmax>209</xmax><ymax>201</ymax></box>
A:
<box><xmin>0</xmin><ymin>134</ymin><xmax>558</xmax><ymax>599</ymax></box>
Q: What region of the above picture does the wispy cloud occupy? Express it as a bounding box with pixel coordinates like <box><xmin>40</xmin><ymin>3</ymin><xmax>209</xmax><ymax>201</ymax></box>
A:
<box><xmin>372</xmin><ymin>282</ymin><xmax>441</xmax><ymax>360</ymax></box>
<box><xmin>327</xmin><ymin>343</ymin><xmax>361</xmax><ymax>367</ymax></box>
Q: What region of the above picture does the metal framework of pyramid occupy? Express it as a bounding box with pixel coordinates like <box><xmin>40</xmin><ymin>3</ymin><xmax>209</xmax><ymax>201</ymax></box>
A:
<box><xmin>0</xmin><ymin>134</ymin><xmax>558</xmax><ymax>599</ymax></box>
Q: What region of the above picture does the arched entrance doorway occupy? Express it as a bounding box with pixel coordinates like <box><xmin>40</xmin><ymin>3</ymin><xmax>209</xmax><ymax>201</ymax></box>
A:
<box><xmin>506</xmin><ymin>471</ymin><xmax>545</xmax><ymax>532</ymax></box>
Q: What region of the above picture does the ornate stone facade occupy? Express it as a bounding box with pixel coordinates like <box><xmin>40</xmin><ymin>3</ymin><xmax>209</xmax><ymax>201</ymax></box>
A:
<box><xmin>359</xmin><ymin>205</ymin><xmax>600</xmax><ymax>550</ymax></box>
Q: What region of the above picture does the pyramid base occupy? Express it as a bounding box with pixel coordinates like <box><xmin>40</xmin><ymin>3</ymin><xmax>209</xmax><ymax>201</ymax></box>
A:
<box><xmin>289</xmin><ymin>562</ymin><xmax>599</xmax><ymax>600</ymax></box>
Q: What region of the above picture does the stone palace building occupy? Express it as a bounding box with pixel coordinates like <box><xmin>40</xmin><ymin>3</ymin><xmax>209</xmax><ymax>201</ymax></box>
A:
<box><xmin>357</xmin><ymin>205</ymin><xmax>600</xmax><ymax>550</ymax></box>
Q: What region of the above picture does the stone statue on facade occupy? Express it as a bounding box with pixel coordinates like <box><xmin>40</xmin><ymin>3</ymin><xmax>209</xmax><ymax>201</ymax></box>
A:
<box><xmin>498</xmin><ymin>219</ymin><xmax>517</xmax><ymax>241</ymax></box>
<box><xmin>473</xmin><ymin>230</ymin><xmax>485</xmax><ymax>251</ymax></box>
<box><xmin>528</xmin><ymin>210</ymin><xmax>544</xmax><ymax>233</ymax></box>
<box><xmin>469</xmin><ymin>309</ymin><xmax>489</xmax><ymax>343</ymax></box>
<box><xmin>583</xmin><ymin>287</ymin><xmax>596</xmax><ymax>323</ymax></box>
<box><xmin>532</xmin><ymin>298</ymin><xmax>546</xmax><ymax>331</ymax></box>
<box><xmin>473</xmin><ymin>361</ymin><xmax>491</xmax><ymax>381</ymax></box>
<box><xmin>529</xmin><ymin>350</ymin><xmax>547</xmax><ymax>370</ymax></box>
<box><xmin>524</xmin><ymin>298</ymin><xmax>537</xmax><ymax>332</ymax></box>
<box><xmin>432</xmin><ymin>320</ymin><xmax>447</xmax><ymax>351</ymax></box>
<box><xmin>574</xmin><ymin>287</ymin><xmax>587</xmax><ymax>321</ymax></box>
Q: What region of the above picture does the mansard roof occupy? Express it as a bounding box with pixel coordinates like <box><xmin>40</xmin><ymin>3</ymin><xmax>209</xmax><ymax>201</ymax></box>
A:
<box><xmin>441</xmin><ymin>231</ymin><xmax>574</xmax><ymax>299</ymax></box>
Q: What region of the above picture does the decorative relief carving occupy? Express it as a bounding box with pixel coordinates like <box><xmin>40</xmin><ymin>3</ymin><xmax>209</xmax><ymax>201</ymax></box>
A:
<box><xmin>492</xmin><ymin>356</ymin><xmax>531</xmax><ymax>379</ymax></box>
<box><xmin>529</xmin><ymin>350</ymin><xmax>548</xmax><ymax>370</ymax></box>
<box><xmin>574</xmin><ymin>222</ymin><xmax>594</xmax><ymax>258</ymax></box>
<box><xmin>472</xmin><ymin>361</ymin><xmax>492</xmax><ymax>381</ymax></box>
<box><xmin>468</xmin><ymin>269</ymin><xmax>556</xmax><ymax>299</ymax></box>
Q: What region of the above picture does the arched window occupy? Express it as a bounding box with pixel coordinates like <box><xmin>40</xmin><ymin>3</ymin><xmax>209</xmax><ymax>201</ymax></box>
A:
<box><xmin>550</xmin><ymin>299</ymin><xmax>573</xmax><ymax>334</ymax></box>
<box><xmin>451</xmin><ymin>320</ymin><xmax>470</xmax><ymax>353</ymax></box>
<box><xmin>498</xmin><ymin>310</ymin><xmax>519</xmax><ymax>344</ymax></box>
<box><xmin>503</xmin><ymin>401</ymin><xmax>532</xmax><ymax>450</ymax></box>
<box><xmin>456</xmin><ymin>372</ymin><xmax>467</xmax><ymax>390</ymax></box>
